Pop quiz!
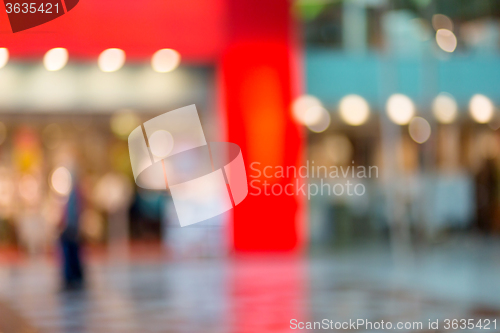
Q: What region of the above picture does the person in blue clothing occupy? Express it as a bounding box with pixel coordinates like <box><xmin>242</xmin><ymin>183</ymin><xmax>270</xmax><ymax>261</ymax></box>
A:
<box><xmin>59</xmin><ymin>171</ymin><xmax>85</xmax><ymax>290</ymax></box>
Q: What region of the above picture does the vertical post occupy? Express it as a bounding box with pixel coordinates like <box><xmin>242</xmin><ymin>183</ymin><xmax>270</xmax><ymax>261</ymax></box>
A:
<box><xmin>219</xmin><ymin>0</ymin><xmax>305</xmax><ymax>251</ymax></box>
<box><xmin>342</xmin><ymin>0</ymin><xmax>368</xmax><ymax>54</ymax></box>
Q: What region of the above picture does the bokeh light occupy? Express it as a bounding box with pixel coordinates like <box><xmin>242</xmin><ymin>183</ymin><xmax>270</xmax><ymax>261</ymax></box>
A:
<box><xmin>488</xmin><ymin>115</ymin><xmax>500</xmax><ymax>131</ymax></box>
<box><xmin>98</xmin><ymin>48</ymin><xmax>126</xmax><ymax>72</ymax></box>
<box><xmin>432</xmin><ymin>14</ymin><xmax>453</xmax><ymax>31</ymax></box>
<box><xmin>0</xmin><ymin>48</ymin><xmax>9</xmax><ymax>69</ymax></box>
<box><xmin>339</xmin><ymin>94</ymin><xmax>370</xmax><ymax>126</ymax></box>
<box><xmin>409</xmin><ymin>117</ymin><xmax>431</xmax><ymax>144</ymax></box>
<box><xmin>0</xmin><ymin>168</ymin><xmax>14</xmax><ymax>211</ymax></box>
<box><xmin>432</xmin><ymin>93</ymin><xmax>458</xmax><ymax>124</ymax></box>
<box><xmin>110</xmin><ymin>110</ymin><xmax>140</xmax><ymax>139</ymax></box>
<box><xmin>436</xmin><ymin>29</ymin><xmax>457</xmax><ymax>53</ymax></box>
<box><xmin>305</xmin><ymin>105</ymin><xmax>331</xmax><ymax>133</ymax></box>
<box><xmin>292</xmin><ymin>95</ymin><xmax>322</xmax><ymax>124</ymax></box>
<box><xmin>93</xmin><ymin>173</ymin><xmax>132</xmax><ymax>213</ymax></box>
<box><xmin>325</xmin><ymin>134</ymin><xmax>353</xmax><ymax>165</ymax></box>
<box><xmin>469</xmin><ymin>94</ymin><xmax>494</xmax><ymax>124</ymax></box>
<box><xmin>151</xmin><ymin>49</ymin><xmax>181</xmax><ymax>73</ymax></box>
<box><xmin>50</xmin><ymin>166</ymin><xmax>72</xmax><ymax>196</ymax></box>
<box><xmin>43</xmin><ymin>48</ymin><xmax>68</xmax><ymax>71</ymax></box>
<box><xmin>386</xmin><ymin>94</ymin><xmax>415</xmax><ymax>125</ymax></box>
<box><xmin>19</xmin><ymin>174</ymin><xmax>40</xmax><ymax>204</ymax></box>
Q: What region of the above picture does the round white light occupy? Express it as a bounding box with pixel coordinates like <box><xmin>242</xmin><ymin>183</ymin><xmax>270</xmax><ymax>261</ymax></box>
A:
<box><xmin>98</xmin><ymin>48</ymin><xmax>125</xmax><ymax>72</ymax></box>
<box><xmin>339</xmin><ymin>94</ymin><xmax>370</xmax><ymax>126</ymax></box>
<box><xmin>151</xmin><ymin>49</ymin><xmax>181</xmax><ymax>73</ymax></box>
<box><xmin>43</xmin><ymin>48</ymin><xmax>68</xmax><ymax>71</ymax></box>
<box><xmin>432</xmin><ymin>93</ymin><xmax>457</xmax><ymax>124</ymax></box>
<box><xmin>305</xmin><ymin>106</ymin><xmax>331</xmax><ymax>133</ymax></box>
<box><xmin>50</xmin><ymin>166</ymin><xmax>72</xmax><ymax>196</ymax></box>
<box><xmin>436</xmin><ymin>29</ymin><xmax>457</xmax><ymax>53</ymax></box>
<box><xmin>386</xmin><ymin>94</ymin><xmax>415</xmax><ymax>125</ymax></box>
<box><xmin>292</xmin><ymin>95</ymin><xmax>322</xmax><ymax>124</ymax></box>
<box><xmin>0</xmin><ymin>48</ymin><xmax>8</xmax><ymax>69</ymax></box>
<box><xmin>409</xmin><ymin>117</ymin><xmax>431</xmax><ymax>144</ymax></box>
<box><xmin>149</xmin><ymin>130</ymin><xmax>174</xmax><ymax>158</ymax></box>
<box><xmin>304</xmin><ymin>105</ymin><xmax>324</xmax><ymax>126</ymax></box>
<box><xmin>469</xmin><ymin>94</ymin><xmax>494</xmax><ymax>124</ymax></box>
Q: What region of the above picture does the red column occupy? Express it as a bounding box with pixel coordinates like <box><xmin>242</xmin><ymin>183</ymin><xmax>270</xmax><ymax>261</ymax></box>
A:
<box><xmin>219</xmin><ymin>0</ymin><xmax>305</xmax><ymax>251</ymax></box>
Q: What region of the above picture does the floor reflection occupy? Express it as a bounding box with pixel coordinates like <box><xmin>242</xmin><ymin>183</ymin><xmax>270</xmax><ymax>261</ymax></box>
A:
<box><xmin>0</xmin><ymin>237</ymin><xmax>499</xmax><ymax>332</ymax></box>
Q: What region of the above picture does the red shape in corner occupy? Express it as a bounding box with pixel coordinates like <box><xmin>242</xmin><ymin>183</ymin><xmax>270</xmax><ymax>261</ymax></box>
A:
<box><xmin>64</xmin><ymin>0</ymin><xmax>78</xmax><ymax>12</ymax></box>
<box><xmin>3</xmin><ymin>0</ymin><xmax>79</xmax><ymax>33</ymax></box>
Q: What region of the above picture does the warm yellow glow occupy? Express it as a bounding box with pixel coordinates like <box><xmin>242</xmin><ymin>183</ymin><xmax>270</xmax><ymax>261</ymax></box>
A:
<box><xmin>432</xmin><ymin>93</ymin><xmax>457</xmax><ymax>124</ymax></box>
<box><xmin>292</xmin><ymin>95</ymin><xmax>322</xmax><ymax>124</ymax></box>
<box><xmin>409</xmin><ymin>117</ymin><xmax>431</xmax><ymax>144</ymax></box>
<box><xmin>339</xmin><ymin>94</ymin><xmax>370</xmax><ymax>126</ymax></box>
<box><xmin>325</xmin><ymin>135</ymin><xmax>353</xmax><ymax>165</ymax></box>
<box><xmin>151</xmin><ymin>49</ymin><xmax>181</xmax><ymax>73</ymax></box>
<box><xmin>43</xmin><ymin>48</ymin><xmax>68</xmax><ymax>71</ymax></box>
<box><xmin>0</xmin><ymin>48</ymin><xmax>8</xmax><ymax>69</ymax></box>
<box><xmin>469</xmin><ymin>94</ymin><xmax>494</xmax><ymax>124</ymax></box>
<box><xmin>93</xmin><ymin>173</ymin><xmax>132</xmax><ymax>212</ymax></box>
<box><xmin>110</xmin><ymin>110</ymin><xmax>140</xmax><ymax>139</ymax></box>
<box><xmin>50</xmin><ymin>167</ymin><xmax>72</xmax><ymax>196</ymax></box>
<box><xmin>436</xmin><ymin>29</ymin><xmax>457</xmax><ymax>53</ymax></box>
<box><xmin>386</xmin><ymin>94</ymin><xmax>415</xmax><ymax>125</ymax></box>
<box><xmin>98</xmin><ymin>48</ymin><xmax>126</xmax><ymax>72</ymax></box>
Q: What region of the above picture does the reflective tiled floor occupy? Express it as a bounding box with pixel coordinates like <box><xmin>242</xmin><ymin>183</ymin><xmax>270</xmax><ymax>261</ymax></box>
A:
<box><xmin>1</xmin><ymin>237</ymin><xmax>500</xmax><ymax>333</ymax></box>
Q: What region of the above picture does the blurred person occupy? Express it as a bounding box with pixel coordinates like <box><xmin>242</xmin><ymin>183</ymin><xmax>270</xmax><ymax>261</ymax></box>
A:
<box><xmin>59</xmin><ymin>171</ymin><xmax>85</xmax><ymax>290</ymax></box>
<box><xmin>55</xmin><ymin>143</ymin><xmax>86</xmax><ymax>290</ymax></box>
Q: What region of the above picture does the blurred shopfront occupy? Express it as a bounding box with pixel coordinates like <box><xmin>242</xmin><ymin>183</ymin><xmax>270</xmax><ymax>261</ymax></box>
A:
<box><xmin>0</xmin><ymin>64</ymin><xmax>215</xmax><ymax>254</ymax></box>
<box><xmin>0</xmin><ymin>0</ymin><xmax>500</xmax><ymax>256</ymax></box>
